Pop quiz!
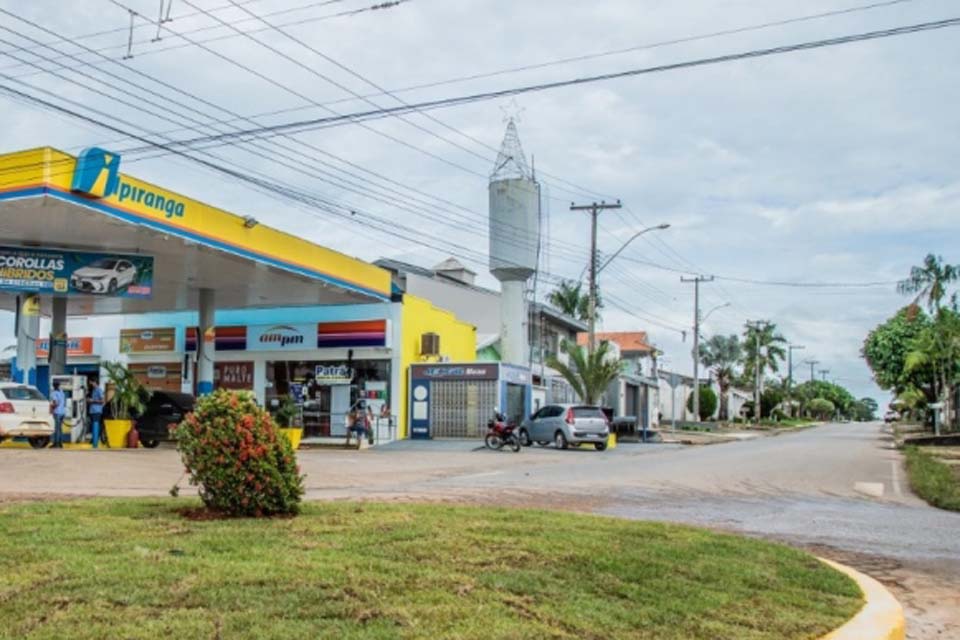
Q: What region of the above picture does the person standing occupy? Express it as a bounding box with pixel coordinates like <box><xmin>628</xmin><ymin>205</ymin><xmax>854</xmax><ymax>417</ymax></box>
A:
<box><xmin>87</xmin><ymin>379</ymin><xmax>104</xmax><ymax>449</ymax></box>
<box><xmin>50</xmin><ymin>381</ymin><xmax>66</xmax><ymax>449</ymax></box>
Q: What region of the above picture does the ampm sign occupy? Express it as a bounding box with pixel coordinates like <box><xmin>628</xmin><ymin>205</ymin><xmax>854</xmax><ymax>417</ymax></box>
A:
<box><xmin>71</xmin><ymin>147</ymin><xmax>186</xmax><ymax>219</ymax></box>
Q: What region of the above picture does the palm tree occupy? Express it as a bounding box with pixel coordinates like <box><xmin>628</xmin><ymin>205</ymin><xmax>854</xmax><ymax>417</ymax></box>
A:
<box><xmin>547</xmin><ymin>339</ymin><xmax>622</xmax><ymax>405</ymax></box>
<box><xmin>698</xmin><ymin>334</ymin><xmax>742</xmax><ymax>420</ymax></box>
<box><xmin>741</xmin><ymin>323</ymin><xmax>787</xmax><ymax>417</ymax></box>
<box><xmin>897</xmin><ymin>254</ymin><xmax>960</xmax><ymax>313</ymax></box>
<box><xmin>547</xmin><ymin>279</ymin><xmax>601</xmax><ymax>322</ymax></box>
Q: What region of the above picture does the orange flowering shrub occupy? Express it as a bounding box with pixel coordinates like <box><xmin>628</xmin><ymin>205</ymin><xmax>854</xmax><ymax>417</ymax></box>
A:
<box><xmin>175</xmin><ymin>389</ymin><xmax>303</xmax><ymax>516</ymax></box>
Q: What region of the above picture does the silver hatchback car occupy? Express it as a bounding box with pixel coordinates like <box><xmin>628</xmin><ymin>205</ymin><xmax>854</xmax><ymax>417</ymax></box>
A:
<box><xmin>519</xmin><ymin>404</ymin><xmax>610</xmax><ymax>451</ymax></box>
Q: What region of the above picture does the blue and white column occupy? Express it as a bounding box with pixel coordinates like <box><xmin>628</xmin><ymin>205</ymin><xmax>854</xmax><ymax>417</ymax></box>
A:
<box><xmin>13</xmin><ymin>294</ymin><xmax>39</xmax><ymax>385</ymax></box>
<box><xmin>197</xmin><ymin>288</ymin><xmax>215</xmax><ymax>395</ymax></box>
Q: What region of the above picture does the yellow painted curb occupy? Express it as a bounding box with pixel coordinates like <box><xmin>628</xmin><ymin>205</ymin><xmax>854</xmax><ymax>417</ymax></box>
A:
<box><xmin>818</xmin><ymin>558</ymin><xmax>905</xmax><ymax>640</ymax></box>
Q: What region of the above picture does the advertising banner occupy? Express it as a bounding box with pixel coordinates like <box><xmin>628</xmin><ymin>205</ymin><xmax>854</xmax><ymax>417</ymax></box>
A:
<box><xmin>215</xmin><ymin>362</ymin><xmax>254</xmax><ymax>391</ymax></box>
<box><xmin>0</xmin><ymin>245</ymin><xmax>154</xmax><ymax>298</ymax></box>
<box><xmin>36</xmin><ymin>337</ymin><xmax>96</xmax><ymax>358</ymax></box>
<box><xmin>120</xmin><ymin>328</ymin><xmax>176</xmax><ymax>353</ymax></box>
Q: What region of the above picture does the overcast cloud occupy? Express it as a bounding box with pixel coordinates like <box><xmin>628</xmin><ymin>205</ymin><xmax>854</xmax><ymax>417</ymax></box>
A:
<box><xmin>2</xmin><ymin>0</ymin><xmax>959</xmax><ymax>406</ymax></box>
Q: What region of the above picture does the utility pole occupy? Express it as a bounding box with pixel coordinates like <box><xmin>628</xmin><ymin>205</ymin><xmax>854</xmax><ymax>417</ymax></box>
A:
<box><xmin>746</xmin><ymin>320</ymin><xmax>769</xmax><ymax>425</ymax></box>
<box><xmin>681</xmin><ymin>275</ymin><xmax>714</xmax><ymax>422</ymax></box>
<box><xmin>787</xmin><ymin>345</ymin><xmax>805</xmax><ymax>391</ymax></box>
<box><xmin>787</xmin><ymin>344</ymin><xmax>804</xmax><ymax>418</ymax></box>
<box><xmin>804</xmin><ymin>359</ymin><xmax>819</xmax><ymax>382</ymax></box>
<box><xmin>819</xmin><ymin>369</ymin><xmax>831</xmax><ymax>382</ymax></box>
<box><xmin>570</xmin><ymin>200</ymin><xmax>621</xmax><ymax>355</ymax></box>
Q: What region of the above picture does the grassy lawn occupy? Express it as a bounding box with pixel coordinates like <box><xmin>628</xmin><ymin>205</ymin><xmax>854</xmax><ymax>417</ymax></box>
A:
<box><xmin>0</xmin><ymin>500</ymin><xmax>861</xmax><ymax>639</ymax></box>
<box><xmin>904</xmin><ymin>445</ymin><xmax>960</xmax><ymax>511</ymax></box>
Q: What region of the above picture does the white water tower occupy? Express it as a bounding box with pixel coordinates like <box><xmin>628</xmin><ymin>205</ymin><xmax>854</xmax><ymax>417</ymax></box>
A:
<box><xmin>489</xmin><ymin>118</ymin><xmax>539</xmax><ymax>365</ymax></box>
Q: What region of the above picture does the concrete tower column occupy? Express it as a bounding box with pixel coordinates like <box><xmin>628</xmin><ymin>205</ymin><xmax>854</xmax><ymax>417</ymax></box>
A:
<box><xmin>499</xmin><ymin>280</ymin><xmax>527</xmax><ymax>365</ymax></box>
<box><xmin>13</xmin><ymin>294</ymin><xmax>39</xmax><ymax>385</ymax></box>
<box><xmin>197</xmin><ymin>288</ymin><xmax>215</xmax><ymax>395</ymax></box>
<box><xmin>48</xmin><ymin>297</ymin><xmax>68</xmax><ymax>385</ymax></box>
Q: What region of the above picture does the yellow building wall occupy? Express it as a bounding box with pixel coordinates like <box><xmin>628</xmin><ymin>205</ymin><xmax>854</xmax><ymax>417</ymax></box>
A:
<box><xmin>397</xmin><ymin>294</ymin><xmax>476</xmax><ymax>438</ymax></box>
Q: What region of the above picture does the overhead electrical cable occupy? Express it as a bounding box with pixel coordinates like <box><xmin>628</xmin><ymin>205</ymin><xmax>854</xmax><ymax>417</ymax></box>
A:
<box><xmin>109</xmin><ymin>16</ymin><xmax>960</xmax><ymax>153</ymax></box>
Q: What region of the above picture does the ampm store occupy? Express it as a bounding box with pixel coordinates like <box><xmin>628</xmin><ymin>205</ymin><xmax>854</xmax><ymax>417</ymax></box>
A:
<box><xmin>0</xmin><ymin>146</ymin><xmax>475</xmax><ymax>440</ymax></box>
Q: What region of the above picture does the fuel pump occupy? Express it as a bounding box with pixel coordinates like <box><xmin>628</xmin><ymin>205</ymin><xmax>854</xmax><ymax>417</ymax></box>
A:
<box><xmin>50</xmin><ymin>374</ymin><xmax>87</xmax><ymax>443</ymax></box>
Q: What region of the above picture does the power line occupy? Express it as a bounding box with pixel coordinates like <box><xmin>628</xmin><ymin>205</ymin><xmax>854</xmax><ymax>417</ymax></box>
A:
<box><xmin>0</xmin><ymin>12</ymin><xmax>592</xmax><ymax>262</ymax></box>
<box><xmin>111</xmin><ymin>16</ymin><xmax>960</xmax><ymax>151</ymax></box>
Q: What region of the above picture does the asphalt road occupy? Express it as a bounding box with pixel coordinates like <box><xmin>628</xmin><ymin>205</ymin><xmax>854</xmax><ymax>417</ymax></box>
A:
<box><xmin>1</xmin><ymin>421</ymin><xmax>957</xmax><ymax>637</ymax></box>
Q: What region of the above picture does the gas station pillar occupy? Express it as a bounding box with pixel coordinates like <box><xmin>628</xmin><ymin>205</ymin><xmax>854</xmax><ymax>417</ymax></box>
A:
<box><xmin>197</xmin><ymin>288</ymin><xmax>215</xmax><ymax>395</ymax></box>
<box><xmin>13</xmin><ymin>294</ymin><xmax>39</xmax><ymax>385</ymax></box>
<box><xmin>49</xmin><ymin>297</ymin><xmax>68</xmax><ymax>384</ymax></box>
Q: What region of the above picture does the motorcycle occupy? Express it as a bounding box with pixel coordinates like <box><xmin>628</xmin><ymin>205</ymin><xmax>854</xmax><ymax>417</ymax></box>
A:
<box><xmin>485</xmin><ymin>411</ymin><xmax>521</xmax><ymax>452</ymax></box>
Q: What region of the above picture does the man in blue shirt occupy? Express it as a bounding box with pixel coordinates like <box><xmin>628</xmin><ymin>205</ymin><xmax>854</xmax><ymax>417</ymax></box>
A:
<box><xmin>50</xmin><ymin>381</ymin><xmax>66</xmax><ymax>449</ymax></box>
<box><xmin>87</xmin><ymin>379</ymin><xmax>104</xmax><ymax>449</ymax></box>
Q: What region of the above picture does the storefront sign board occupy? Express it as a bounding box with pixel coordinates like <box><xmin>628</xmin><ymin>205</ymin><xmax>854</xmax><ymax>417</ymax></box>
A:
<box><xmin>247</xmin><ymin>323</ymin><xmax>314</xmax><ymax>351</ymax></box>
<box><xmin>36</xmin><ymin>337</ymin><xmax>96</xmax><ymax>358</ymax></box>
<box><xmin>120</xmin><ymin>327</ymin><xmax>176</xmax><ymax>353</ymax></box>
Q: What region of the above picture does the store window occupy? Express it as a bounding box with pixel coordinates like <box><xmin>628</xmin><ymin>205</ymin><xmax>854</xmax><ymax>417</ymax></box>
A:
<box><xmin>265</xmin><ymin>360</ymin><xmax>390</xmax><ymax>438</ymax></box>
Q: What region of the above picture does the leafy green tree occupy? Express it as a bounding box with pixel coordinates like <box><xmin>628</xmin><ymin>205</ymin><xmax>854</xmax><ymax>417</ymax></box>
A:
<box><xmin>856</xmin><ymin>397</ymin><xmax>879</xmax><ymax>421</ymax></box>
<box><xmin>807</xmin><ymin>398</ymin><xmax>836</xmax><ymax>420</ymax></box>
<box><xmin>686</xmin><ymin>386</ymin><xmax>718</xmax><ymax>421</ymax></box>
<box><xmin>547</xmin><ymin>279</ymin><xmax>602</xmax><ymax>323</ymax></box>
<box><xmin>897</xmin><ymin>253</ymin><xmax>960</xmax><ymax>312</ymax></box>
<box><xmin>547</xmin><ymin>339</ymin><xmax>622</xmax><ymax>405</ymax></box>
<box><xmin>761</xmin><ymin>385</ymin><xmax>785</xmax><ymax>419</ymax></box>
<box><xmin>862</xmin><ymin>307</ymin><xmax>933</xmax><ymax>397</ymax></box>
<box><xmin>903</xmin><ymin>307</ymin><xmax>960</xmax><ymax>428</ymax></box>
<box><xmin>794</xmin><ymin>380</ymin><xmax>856</xmax><ymax>418</ymax></box>
<box><xmin>698</xmin><ymin>334</ymin><xmax>742</xmax><ymax>420</ymax></box>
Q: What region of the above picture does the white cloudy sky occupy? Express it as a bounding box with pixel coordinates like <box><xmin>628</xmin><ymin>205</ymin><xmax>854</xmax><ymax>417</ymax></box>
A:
<box><xmin>2</xmin><ymin>0</ymin><xmax>959</xmax><ymax>406</ymax></box>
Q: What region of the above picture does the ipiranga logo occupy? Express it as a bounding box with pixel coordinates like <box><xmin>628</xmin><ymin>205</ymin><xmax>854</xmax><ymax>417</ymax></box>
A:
<box><xmin>71</xmin><ymin>146</ymin><xmax>186</xmax><ymax>219</ymax></box>
<box><xmin>71</xmin><ymin>147</ymin><xmax>120</xmax><ymax>198</ymax></box>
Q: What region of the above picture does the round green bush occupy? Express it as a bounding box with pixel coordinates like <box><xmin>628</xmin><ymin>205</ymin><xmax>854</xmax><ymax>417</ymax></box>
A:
<box><xmin>175</xmin><ymin>390</ymin><xmax>304</xmax><ymax>516</ymax></box>
<box><xmin>687</xmin><ymin>385</ymin><xmax>718</xmax><ymax>421</ymax></box>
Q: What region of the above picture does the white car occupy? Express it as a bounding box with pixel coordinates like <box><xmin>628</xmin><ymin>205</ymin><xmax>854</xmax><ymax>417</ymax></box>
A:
<box><xmin>0</xmin><ymin>382</ymin><xmax>54</xmax><ymax>448</ymax></box>
<box><xmin>71</xmin><ymin>258</ymin><xmax>137</xmax><ymax>294</ymax></box>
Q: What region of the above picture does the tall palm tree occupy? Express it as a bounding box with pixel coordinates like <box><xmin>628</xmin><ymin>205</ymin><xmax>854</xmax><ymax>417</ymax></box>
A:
<box><xmin>547</xmin><ymin>279</ymin><xmax>601</xmax><ymax>322</ymax></box>
<box><xmin>698</xmin><ymin>334</ymin><xmax>742</xmax><ymax>420</ymax></box>
<box><xmin>547</xmin><ymin>339</ymin><xmax>622</xmax><ymax>405</ymax></box>
<box><xmin>741</xmin><ymin>323</ymin><xmax>787</xmax><ymax>416</ymax></box>
<box><xmin>897</xmin><ymin>254</ymin><xmax>960</xmax><ymax>313</ymax></box>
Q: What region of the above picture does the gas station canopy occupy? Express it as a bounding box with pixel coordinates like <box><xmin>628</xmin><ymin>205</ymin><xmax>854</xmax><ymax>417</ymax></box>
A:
<box><xmin>0</xmin><ymin>147</ymin><xmax>392</xmax><ymax>316</ymax></box>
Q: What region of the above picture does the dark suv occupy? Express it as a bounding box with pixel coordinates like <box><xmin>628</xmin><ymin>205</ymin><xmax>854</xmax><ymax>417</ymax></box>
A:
<box><xmin>136</xmin><ymin>391</ymin><xmax>195</xmax><ymax>448</ymax></box>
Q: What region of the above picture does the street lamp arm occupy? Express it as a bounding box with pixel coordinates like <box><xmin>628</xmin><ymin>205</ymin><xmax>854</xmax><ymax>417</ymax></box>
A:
<box><xmin>597</xmin><ymin>223</ymin><xmax>670</xmax><ymax>273</ymax></box>
<box><xmin>700</xmin><ymin>302</ymin><xmax>730</xmax><ymax>324</ymax></box>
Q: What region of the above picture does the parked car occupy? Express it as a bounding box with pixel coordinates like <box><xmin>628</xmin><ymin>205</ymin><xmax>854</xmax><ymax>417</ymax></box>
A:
<box><xmin>70</xmin><ymin>258</ymin><xmax>137</xmax><ymax>294</ymax></box>
<box><xmin>883</xmin><ymin>410</ymin><xmax>900</xmax><ymax>423</ymax></box>
<box><xmin>136</xmin><ymin>390</ymin><xmax>195</xmax><ymax>448</ymax></box>
<box><xmin>0</xmin><ymin>382</ymin><xmax>54</xmax><ymax>448</ymax></box>
<box><xmin>519</xmin><ymin>404</ymin><xmax>610</xmax><ymax>451</ymax></box>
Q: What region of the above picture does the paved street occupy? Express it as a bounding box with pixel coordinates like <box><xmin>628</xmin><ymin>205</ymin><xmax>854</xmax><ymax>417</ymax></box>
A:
<box><xmin>1</xmin><ymin>422</ymin><xmax>957</xmax><ymax>638</ymax></box>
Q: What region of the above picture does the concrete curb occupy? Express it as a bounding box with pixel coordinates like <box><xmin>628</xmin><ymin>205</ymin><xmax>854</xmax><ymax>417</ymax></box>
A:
<box><xmin>818</xmin><ymin>558</ymin><xmax>906</xmax><ymax>640</ymax></box>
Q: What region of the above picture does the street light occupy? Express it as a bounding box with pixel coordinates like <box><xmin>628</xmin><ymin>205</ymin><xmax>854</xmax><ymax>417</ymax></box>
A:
<box><xmin>700</xmin><ymin>302</ymin><xmax>731</xmax><ymax>326</ymax></box>
<box><xmin>585</xmin><ymin>222</ymin><xmax>670</xmax><ymax>354</ymax></box>
<box><xmin>597</xmin><ymin>223</ymin><xmax>671</xmax><ymax>274</ymax></box>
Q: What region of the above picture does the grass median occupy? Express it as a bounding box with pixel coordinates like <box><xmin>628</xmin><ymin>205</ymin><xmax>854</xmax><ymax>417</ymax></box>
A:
<box><xmin>0</xmin><ymin>499</ymin><xmax>861</xmax><ymax>639</ymax></box>
<box><xmin>904</xmin><ymin>445</ymin><xmax>960</xmax><ymax>511</ymax></box>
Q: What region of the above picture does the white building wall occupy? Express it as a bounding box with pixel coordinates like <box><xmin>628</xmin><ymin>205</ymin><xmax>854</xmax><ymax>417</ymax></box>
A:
<box><xmin>404</xmin><ymin>273</ymin><xmax>500</xmax><ymax>335</ymax></box>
